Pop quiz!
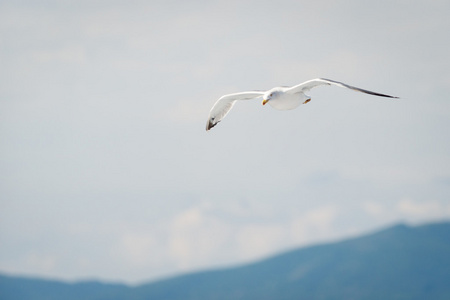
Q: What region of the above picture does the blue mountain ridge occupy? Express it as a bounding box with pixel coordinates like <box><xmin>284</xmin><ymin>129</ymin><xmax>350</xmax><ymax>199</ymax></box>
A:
<box><xmin>1</xmin><ymin>221</ymin><xmax>450</xmax><ymax>300</ymax></box>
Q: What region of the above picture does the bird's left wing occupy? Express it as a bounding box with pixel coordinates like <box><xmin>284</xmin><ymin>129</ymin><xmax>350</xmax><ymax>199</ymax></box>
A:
<box><xmin>286</xmin><ymin>78</ymin><xmax>399</xmax><ymax>98</ymax></box>
<box><xmin>206</xmin><ymin>91</ymin><xmax>264</xmax><ymax>131</ymax></box>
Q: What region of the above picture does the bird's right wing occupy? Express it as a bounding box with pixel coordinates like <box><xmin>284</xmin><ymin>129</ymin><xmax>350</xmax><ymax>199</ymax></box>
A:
<box><xmin>206</xmin><ymin>91</ymin><xmax>264</xmax><ymax>131</ymax></box>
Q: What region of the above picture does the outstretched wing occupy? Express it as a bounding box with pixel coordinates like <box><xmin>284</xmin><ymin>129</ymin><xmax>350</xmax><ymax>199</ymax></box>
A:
<box><xmin>286</xmin><ymin>78</ymin><xmax>399</xmax><ymax>98</ymax></box>
<box><xmin>206</xmin><ymin>91</ymin><xmax>264</xmax><ymax>131</ymax></box>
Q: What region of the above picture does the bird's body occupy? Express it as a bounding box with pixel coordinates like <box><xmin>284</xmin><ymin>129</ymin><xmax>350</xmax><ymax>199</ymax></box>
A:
<box><xmin>263</xmin><ymin>87</ymin><xmax>310</xmax><ymax>110</ymax></box>
<box><xmin>206</xmin><ymin>78</ymin><xmax>398</xmax><ymax>131</ymax></box>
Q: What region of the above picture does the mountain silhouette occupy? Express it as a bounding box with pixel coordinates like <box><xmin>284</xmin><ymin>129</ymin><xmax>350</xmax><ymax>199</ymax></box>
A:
<box><xmin>1</xmin><ymin>221</ymin><xmax>450</xmax><ymax>300</ymax></box>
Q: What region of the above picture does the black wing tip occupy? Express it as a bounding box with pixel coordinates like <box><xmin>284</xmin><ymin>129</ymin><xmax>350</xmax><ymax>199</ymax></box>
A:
<box><xmin>320</xmin><ymin>78</ymin><xmax>399</xmax><ymax>99</ymax></box>
<box><xmin>367</xmin><ymin>91</ymin><xmax>400</xmax><ymax>99</ymax></box>
<box><xmin>206</xmin><ymin>119</ymin><xmax>218</xmax><ymax>131</ymax></box>
<box><xmin>363</xmin><ymin>91</ymin><xmax>399</xmax><ymax>98</ymax></box>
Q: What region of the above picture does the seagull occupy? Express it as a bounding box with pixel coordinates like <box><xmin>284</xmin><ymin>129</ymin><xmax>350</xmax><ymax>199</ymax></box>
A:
<box><xmin>206</xmin><ymin>78</ymin><xmax>398</xmax><ymax>131</ymax></box>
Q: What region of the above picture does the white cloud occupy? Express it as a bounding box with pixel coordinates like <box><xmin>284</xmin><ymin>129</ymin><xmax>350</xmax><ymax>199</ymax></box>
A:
<box><xmin>236</xmin><ymin>223</ymin><xmax>285</xmax><ymax>261</ymax></box>
<box><xmin>397</xmin><ymin>198</ymin><xmax>450</xmax><ymax>220</ymax></box>
<box><xmin>120</xmin><ymin>233</ymin><xmax>157</xmax><ymax>266</ymax></box>
<box><xmin>168</xmin><ymin>205</ymin><xmax>232</xmax><ymax>270</ymax></box>
<box><xmin>150</xmin><ymin>202</ymin><xmax>344</xmax><ymax>275</ymax></box>
<box><xmin>290</xmin><ymin>206</ymin><xmax>339</xmax><ymax>245</ymax></box>
<box><xmin>25</xmin><ymin>253</ymin><xmax>57</xmax><ymax>274</ymax></box>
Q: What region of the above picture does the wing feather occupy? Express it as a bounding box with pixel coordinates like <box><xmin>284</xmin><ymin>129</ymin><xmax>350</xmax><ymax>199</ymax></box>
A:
<box><xmin>286</xmin><ymin>78</ymin><xmax>399</xmax><ymax>98</ymax></box>
<box><xmin>206</xmin><ymin>91</ymin><xmax>264</xmax><ymax>131</ymax></box>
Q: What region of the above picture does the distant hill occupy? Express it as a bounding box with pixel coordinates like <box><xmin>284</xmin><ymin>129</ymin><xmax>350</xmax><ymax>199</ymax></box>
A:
<box><xmin>1</xmin><ymin>221</ymin><xmax>450</xmax><ymax>300</ymax></box>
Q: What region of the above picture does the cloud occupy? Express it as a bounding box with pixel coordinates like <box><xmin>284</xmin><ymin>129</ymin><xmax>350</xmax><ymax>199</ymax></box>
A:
<box><xmin>164</xmin><ymin>203</ymin><xmax>341</xmax><ymax>271</ymax></box>
<box><xmin>236</xmin><ymin>223</ymin><xmax>285</xmax><ymax>261</ymax></box>
<box><xmin>25</xmin><ymin>253</ymin><xmax>57</xmax><ymax>275</ymax></box>
<box><xmin>397</xmin><ymin>198</ymin><xmax>450</xmax><ymax>220</ymax></box>
<box><xmin>290</xmin><ymin>206</ymin><xmax>339</xmax><ymax>245</ymax></box>
<box><xmin>168</xmin><ymin>205</ymin><xmax>232</xmax><ymax>270</ymax></box>
<box><xmin>120</xmin><ymin>233</ymin><xmax>157</xmax><ymax>266</ymax></box>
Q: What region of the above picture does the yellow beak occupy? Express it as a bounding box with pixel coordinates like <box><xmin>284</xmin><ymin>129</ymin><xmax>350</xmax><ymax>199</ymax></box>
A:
<box><xmin>262</xmin><ymin>99</ymin><xmax>269</xmax><ymax>105</ymax></box>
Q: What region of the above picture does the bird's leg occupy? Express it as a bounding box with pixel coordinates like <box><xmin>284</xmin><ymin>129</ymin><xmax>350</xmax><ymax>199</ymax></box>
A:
<box><xmin>303</xmin><ymin>98</ymin><xmax>311</xmax><ymax>104</ymax></box>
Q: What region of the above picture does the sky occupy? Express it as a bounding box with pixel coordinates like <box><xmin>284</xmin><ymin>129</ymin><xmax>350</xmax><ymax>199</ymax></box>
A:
<box><xmin>1</xmin><ymin>0</ymin><xmax>450</xmax><ymax>284</ymax></box>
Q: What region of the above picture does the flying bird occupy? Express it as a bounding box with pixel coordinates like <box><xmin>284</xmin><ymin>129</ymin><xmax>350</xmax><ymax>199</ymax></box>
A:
<box><xmin>206</xmin><ymin>78</ymin><xmax>398</xmax><ymax>131</ymax></box>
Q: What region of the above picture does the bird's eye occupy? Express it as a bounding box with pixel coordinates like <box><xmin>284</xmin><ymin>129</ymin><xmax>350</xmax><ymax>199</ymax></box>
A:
<box><xmin>269</xmin><ymin>93</ymin><xmax>273</xmax><ymax>97</ymax></box>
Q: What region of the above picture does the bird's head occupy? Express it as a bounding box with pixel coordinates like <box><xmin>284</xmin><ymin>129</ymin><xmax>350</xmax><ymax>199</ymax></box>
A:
<box><xmin>262</xmin><ymin>89</ymin><xmax>280</xmax><ymax>105</ymax></box>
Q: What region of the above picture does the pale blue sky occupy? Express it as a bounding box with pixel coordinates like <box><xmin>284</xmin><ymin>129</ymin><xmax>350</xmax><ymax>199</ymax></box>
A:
<box><xmin>1</xmin><ymin>0</ymin><xmax>449</xmax><ymax>283</ymax></box>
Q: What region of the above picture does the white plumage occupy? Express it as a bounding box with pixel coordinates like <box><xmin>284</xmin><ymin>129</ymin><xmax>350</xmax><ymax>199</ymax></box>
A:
<box><xmin>206</xmin><ymin>78</ymin><xmax>398</xmax><ymax>131</ymax></box>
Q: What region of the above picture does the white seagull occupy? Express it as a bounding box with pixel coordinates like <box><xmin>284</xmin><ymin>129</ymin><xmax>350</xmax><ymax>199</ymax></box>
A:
<box><xmin>206</xmin><ymin>78</ymin><xmax>398</xmax><ymax>131</ymax></box>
